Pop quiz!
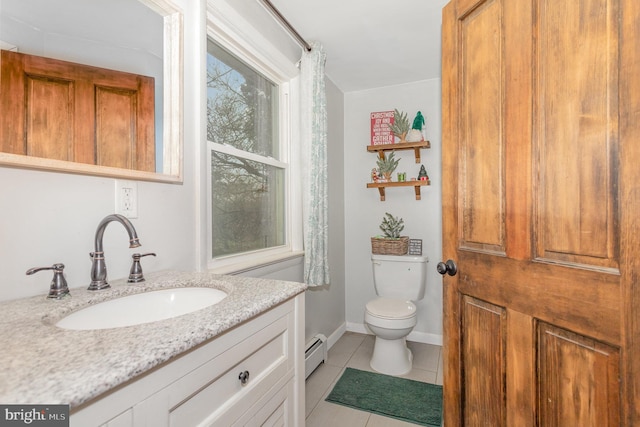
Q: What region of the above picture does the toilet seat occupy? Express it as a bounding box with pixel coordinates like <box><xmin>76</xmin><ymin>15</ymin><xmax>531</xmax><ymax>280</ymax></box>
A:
<box><xmin>365</xmin><ymin>297</ymin><xmax>416</xmax><ymax>319</ymax></box>
<box><xmin>365</xmin><ymin>298</ymin><xmax>417</xmax><ymax>330</ymax></box>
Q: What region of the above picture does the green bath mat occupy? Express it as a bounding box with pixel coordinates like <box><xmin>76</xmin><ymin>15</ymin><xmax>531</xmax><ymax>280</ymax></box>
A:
<box><xmin>326</xmin><ymin>367</ymin><xmax>443</xmax><ymax>426</ymax></box>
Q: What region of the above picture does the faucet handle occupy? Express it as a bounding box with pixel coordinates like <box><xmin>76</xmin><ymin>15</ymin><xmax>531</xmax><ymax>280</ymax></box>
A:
<box><xmin>128</xmin><ymin>253</ymin><xmax>156</xmax><ymax>283</ymax></box>
<box><xmin>26</xmin><ymin>263</ymin><xmax>70</xmax><ymax>299</ymax></box>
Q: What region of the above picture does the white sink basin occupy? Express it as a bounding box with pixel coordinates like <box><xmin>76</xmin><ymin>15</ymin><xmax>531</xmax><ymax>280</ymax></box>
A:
<box><xmin>56</xmin><ymin>287</ymin><xmax>228</xmax><ymax>330</ymax></box>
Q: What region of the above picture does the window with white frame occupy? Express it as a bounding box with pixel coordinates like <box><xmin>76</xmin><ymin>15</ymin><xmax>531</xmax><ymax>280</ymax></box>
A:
<box><xmin>206</xmin><ymin>39</ymin><xmax>290</xmax><ymax>264</ymax></box>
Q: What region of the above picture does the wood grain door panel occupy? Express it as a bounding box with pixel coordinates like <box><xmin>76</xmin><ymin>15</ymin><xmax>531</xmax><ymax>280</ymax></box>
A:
<box><xmin>534</xmin><ymin>0</ymin><xmax>619</xmax><ymax>270</ymax></box>
<box><xmin>25</xmin><ymin>75</ymin><xmax>74</xmax><ymax>161</ymax></box>
<box><xmin>538</xmin><ymin>323</ymin><xmax>621</xmax><ymax>426</ymax></box>
<box><xmin>459</xmin><ymin>0</ymin><xmax>506</xmax><ymax>255</ymax></box>
<box><xmin>95</xmin><ymin>86</ymin><xmax>137</xmax><ymax>169</ymax></box>
<box><xmin>0</xmin><ymin>50</ymin><xmax>155</xmax><ymax>171</ymax></box>
<box><xmin>461</xmin><ymin>296</ymin><xmax>506</xmax><ymax>426</ymax></box>
<box><xmin>442</xmin><ymin>0</ymin><xmax>638</xmax><ymax>424</ymax></box>
<box><xmin>457</xmin><ymin>253</ymin><xmax>620</xmax><ymax>345</ymax></box>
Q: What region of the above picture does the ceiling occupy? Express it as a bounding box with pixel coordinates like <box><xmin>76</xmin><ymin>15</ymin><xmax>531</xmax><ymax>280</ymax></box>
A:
<box><xmin>2</xmin><ymin>0</ymin><xmax>450</xmax><ymax>93</ymax></box>
<box><xmin>266</xmin><ymin>0</ymin><xmax>450</xmax><ymax>92</ymax></box>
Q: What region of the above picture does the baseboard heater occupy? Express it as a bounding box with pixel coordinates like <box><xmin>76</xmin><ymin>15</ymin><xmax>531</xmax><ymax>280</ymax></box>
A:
<box><xmin>305</xmin><ymin>334</ymin><xmax>327</xmax><ymax>379</ymax></box>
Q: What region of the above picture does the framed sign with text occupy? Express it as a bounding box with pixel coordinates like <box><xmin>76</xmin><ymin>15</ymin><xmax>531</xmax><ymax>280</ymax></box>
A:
<box><xmin>408</xmin><ymin>239</ymin><xmax>423</xmax><ymax>255</ymax></box>
<box><xmin>370</xmin><ymin>111</ymin><xmax>395</xmax><ymax>145</ymax></box>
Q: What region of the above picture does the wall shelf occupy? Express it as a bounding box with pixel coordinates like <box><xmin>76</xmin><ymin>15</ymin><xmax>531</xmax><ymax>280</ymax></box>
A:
<box><xmin>366</xmin><ymin>180</ymin><xmax>431</xmax><ymax>201</ymax></box>
<box><xmin>367</xmin><ymin>140</ymin><xmax>431</xmax><ymax>163</ymax></box>
<box><xmin>367</xmin><ymin>140</ymin><xmax>431</xmax><ymax>200</ymax></box>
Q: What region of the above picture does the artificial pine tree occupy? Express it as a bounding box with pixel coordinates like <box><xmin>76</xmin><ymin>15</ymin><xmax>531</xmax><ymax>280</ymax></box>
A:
<box><xmin>387</xmin><ymin>109</ymin><xmax>410</xmax><ymax>142</ymax></box>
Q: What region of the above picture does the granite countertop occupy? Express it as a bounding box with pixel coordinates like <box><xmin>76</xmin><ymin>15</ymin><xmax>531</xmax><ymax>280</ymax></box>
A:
<box><xmin>0</xmin><ymin>270</ymin><xmax>306</xmax><ymax>408</ymax></box>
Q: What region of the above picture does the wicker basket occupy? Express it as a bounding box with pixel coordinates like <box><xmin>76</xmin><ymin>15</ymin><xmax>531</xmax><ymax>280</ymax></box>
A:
<box><xmin>371</xmin><ymin>236</ymin><xmax>409</xmax><ymax>255</ymax></box>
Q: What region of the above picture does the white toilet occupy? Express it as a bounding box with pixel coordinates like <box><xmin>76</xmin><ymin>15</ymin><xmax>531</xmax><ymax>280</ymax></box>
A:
<box><xmin>365</xmin><ymin>254</ymin><xmax>428</xmax><ymax>376</ymax></box>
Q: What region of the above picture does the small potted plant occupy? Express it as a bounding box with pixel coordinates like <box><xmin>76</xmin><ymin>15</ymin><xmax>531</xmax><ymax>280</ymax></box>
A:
<box><xmin>371</xmin><ymin>212</ymin><xmax>409</xmax><ymax>255</ymax></box>
<box><xmin>376</xmin><ymin>151</ymin><xmax>400</xmax><ymax>182</ymax></box>
<box><xmin>387</xmin><ymin>109</ymin><xmax>410</xmax><ymax>143</ymax></box>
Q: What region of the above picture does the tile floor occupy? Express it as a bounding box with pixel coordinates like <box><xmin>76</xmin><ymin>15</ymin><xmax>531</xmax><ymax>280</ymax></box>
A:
<box><xmin>305</xmin><ymin>332</ymin><xmax>443</xmax><ymax>427</ymax></box>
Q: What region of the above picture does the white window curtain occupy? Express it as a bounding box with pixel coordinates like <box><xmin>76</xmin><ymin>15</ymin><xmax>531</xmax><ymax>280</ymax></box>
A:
<box><xmin>300</xmin><ymin>42</ymin><xmax>330</xmax><ymax>286</ymax></box>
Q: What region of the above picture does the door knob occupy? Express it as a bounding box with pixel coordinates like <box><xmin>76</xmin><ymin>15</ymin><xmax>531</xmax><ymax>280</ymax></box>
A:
<box><xmin>437</xmin><ymin>260</ymin><xmax>458</xmax><ymax>276</ymax></box>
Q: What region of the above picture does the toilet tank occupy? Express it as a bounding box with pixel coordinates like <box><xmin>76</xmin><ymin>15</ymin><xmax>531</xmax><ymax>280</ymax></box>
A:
<box><xmin>371</xmin><ymin>254</ymin><xmax>428</xmax><ymax>300</ymax></box>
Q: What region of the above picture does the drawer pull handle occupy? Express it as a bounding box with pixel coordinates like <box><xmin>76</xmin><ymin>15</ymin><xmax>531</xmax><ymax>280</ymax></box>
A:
<box><xmin>238</xmin><ymin>370</ymin><xmax>250</xmax><ymax>385</ymax></box>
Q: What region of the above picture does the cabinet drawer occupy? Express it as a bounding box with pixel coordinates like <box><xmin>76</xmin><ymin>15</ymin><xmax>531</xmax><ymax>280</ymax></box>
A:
<box><xmin>232</xmin><ymin>378</ymin><xmax>294</xmax><ymax>427</ymax></box>
<box><xmin>169</xmin><ymin>315</ymin><xmax>292</xmax><ymax>426</ymax></box>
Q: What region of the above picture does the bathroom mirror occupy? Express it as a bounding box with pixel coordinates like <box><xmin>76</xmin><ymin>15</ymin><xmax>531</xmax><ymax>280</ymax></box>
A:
<box><xmin>0</xmin><ymin>0</ymin><xmax>183</xmax><ymax>183</ymax></box>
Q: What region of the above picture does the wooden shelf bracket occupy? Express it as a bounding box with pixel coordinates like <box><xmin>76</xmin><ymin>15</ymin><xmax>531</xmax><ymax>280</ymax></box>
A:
<box><xmin>367</xmin><ymin>140</ymin><xmax>431</xmax><ymax>163</ymax></box>
<box><xmin>366</xmin><ymin>180</ymin><xmax>430</xmax><ymax>201</ymax></box>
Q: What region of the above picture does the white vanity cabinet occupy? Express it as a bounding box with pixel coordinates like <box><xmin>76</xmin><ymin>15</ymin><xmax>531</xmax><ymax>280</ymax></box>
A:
<box><xmin>71</xmin><ymin>294</ymin><xmax>305</xmax><ymax>427</ymax></box>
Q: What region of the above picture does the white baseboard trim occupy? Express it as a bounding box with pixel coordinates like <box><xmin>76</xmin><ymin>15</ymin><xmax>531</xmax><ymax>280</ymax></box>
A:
<box><xmin>408</xmin><ymin>330</ymin><xmax>444</xmax><ymax>346</ymax></box>
<box><xmin>346</xmin><ymin>321</ymin><xmax>369</xmax><ymax>336</ymax></box>
<box><xmin>318</xmin><ymin>321</ymin><xmax>443</xmax><ymax>352</ymax></box>
<box><xmin>346</xmin><ymin>321</ymin><xmax>443</xmax><ymax>346</ymax></box>
<box><xmin>325</xmin><ymin>322</ymin><xmax>347</xmax><ymax>350</ymax></box>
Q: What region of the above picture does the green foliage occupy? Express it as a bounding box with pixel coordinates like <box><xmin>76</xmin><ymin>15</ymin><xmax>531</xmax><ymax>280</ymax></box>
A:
<box><xmin>376</xmin><ymin>151</ymin><xmax>400</xmax><ymax>175</ymax></box>
<box><xmin>379</xmin><ymin>212</ymin><xmax>405</xmax><ymax>239</ymax></box>
<box><xmin>387</xmin><ymin>109</ymin><xmax>410</xmax><ymax>137</ymax></box>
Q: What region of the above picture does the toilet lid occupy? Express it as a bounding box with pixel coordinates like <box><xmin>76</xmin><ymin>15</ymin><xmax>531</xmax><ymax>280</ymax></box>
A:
<box><xmin>366</xmin><ymin>297</ymin><xmax>416</xmax><ymax>320</ymax></box>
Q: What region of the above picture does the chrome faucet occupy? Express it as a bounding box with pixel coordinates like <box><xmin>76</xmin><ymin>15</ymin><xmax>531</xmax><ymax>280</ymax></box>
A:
<box><xmin>89</xmin><ymin>214</ymin><xmax>141</xmax><ymax>291</ymax></box>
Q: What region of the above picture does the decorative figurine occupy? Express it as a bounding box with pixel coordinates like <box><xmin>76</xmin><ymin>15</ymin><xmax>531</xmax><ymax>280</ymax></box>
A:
<box><xmin>418</xmin><ymin>165</ymin><xmax>429</xmax><ymax>181</ymax></box>
<box><xmin>371</xmin><ymin>168</ymin><xmax>379</xmax><ymax>182</ymax></box>
<box><xmin>406</xmin><ymin>111</ymin><xmax>425</xmax><ymax>142</ymax></box>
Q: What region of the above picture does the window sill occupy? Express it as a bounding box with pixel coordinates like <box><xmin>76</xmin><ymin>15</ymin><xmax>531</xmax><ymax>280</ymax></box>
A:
<box><xmin>208</xmin><ymin>250</ymin><xmax>305</xmax><ymax>275</ymax></box>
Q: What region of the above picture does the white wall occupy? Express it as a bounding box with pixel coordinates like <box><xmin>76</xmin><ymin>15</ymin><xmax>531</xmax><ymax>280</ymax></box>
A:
<box><xmin>0</xmin><ymin>0</ymin><xmax>203</xmax><ymax>302</ymax></box>
<box><xmin>344</xmin><ymin>80</ymin><xmax>443</xmax><ymax>345</ymax></box>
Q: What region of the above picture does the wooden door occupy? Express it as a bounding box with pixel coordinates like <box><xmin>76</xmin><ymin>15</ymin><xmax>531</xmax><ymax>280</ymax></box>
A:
<box><xmin>441</xmin><ymin>0</ymin><xmax>640</xmax><ymax>425</ymax></box>
<box><xmin>0</xmin><ymin>50</ymin><xmax>155</xmax><ymax>171</ymax></box>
